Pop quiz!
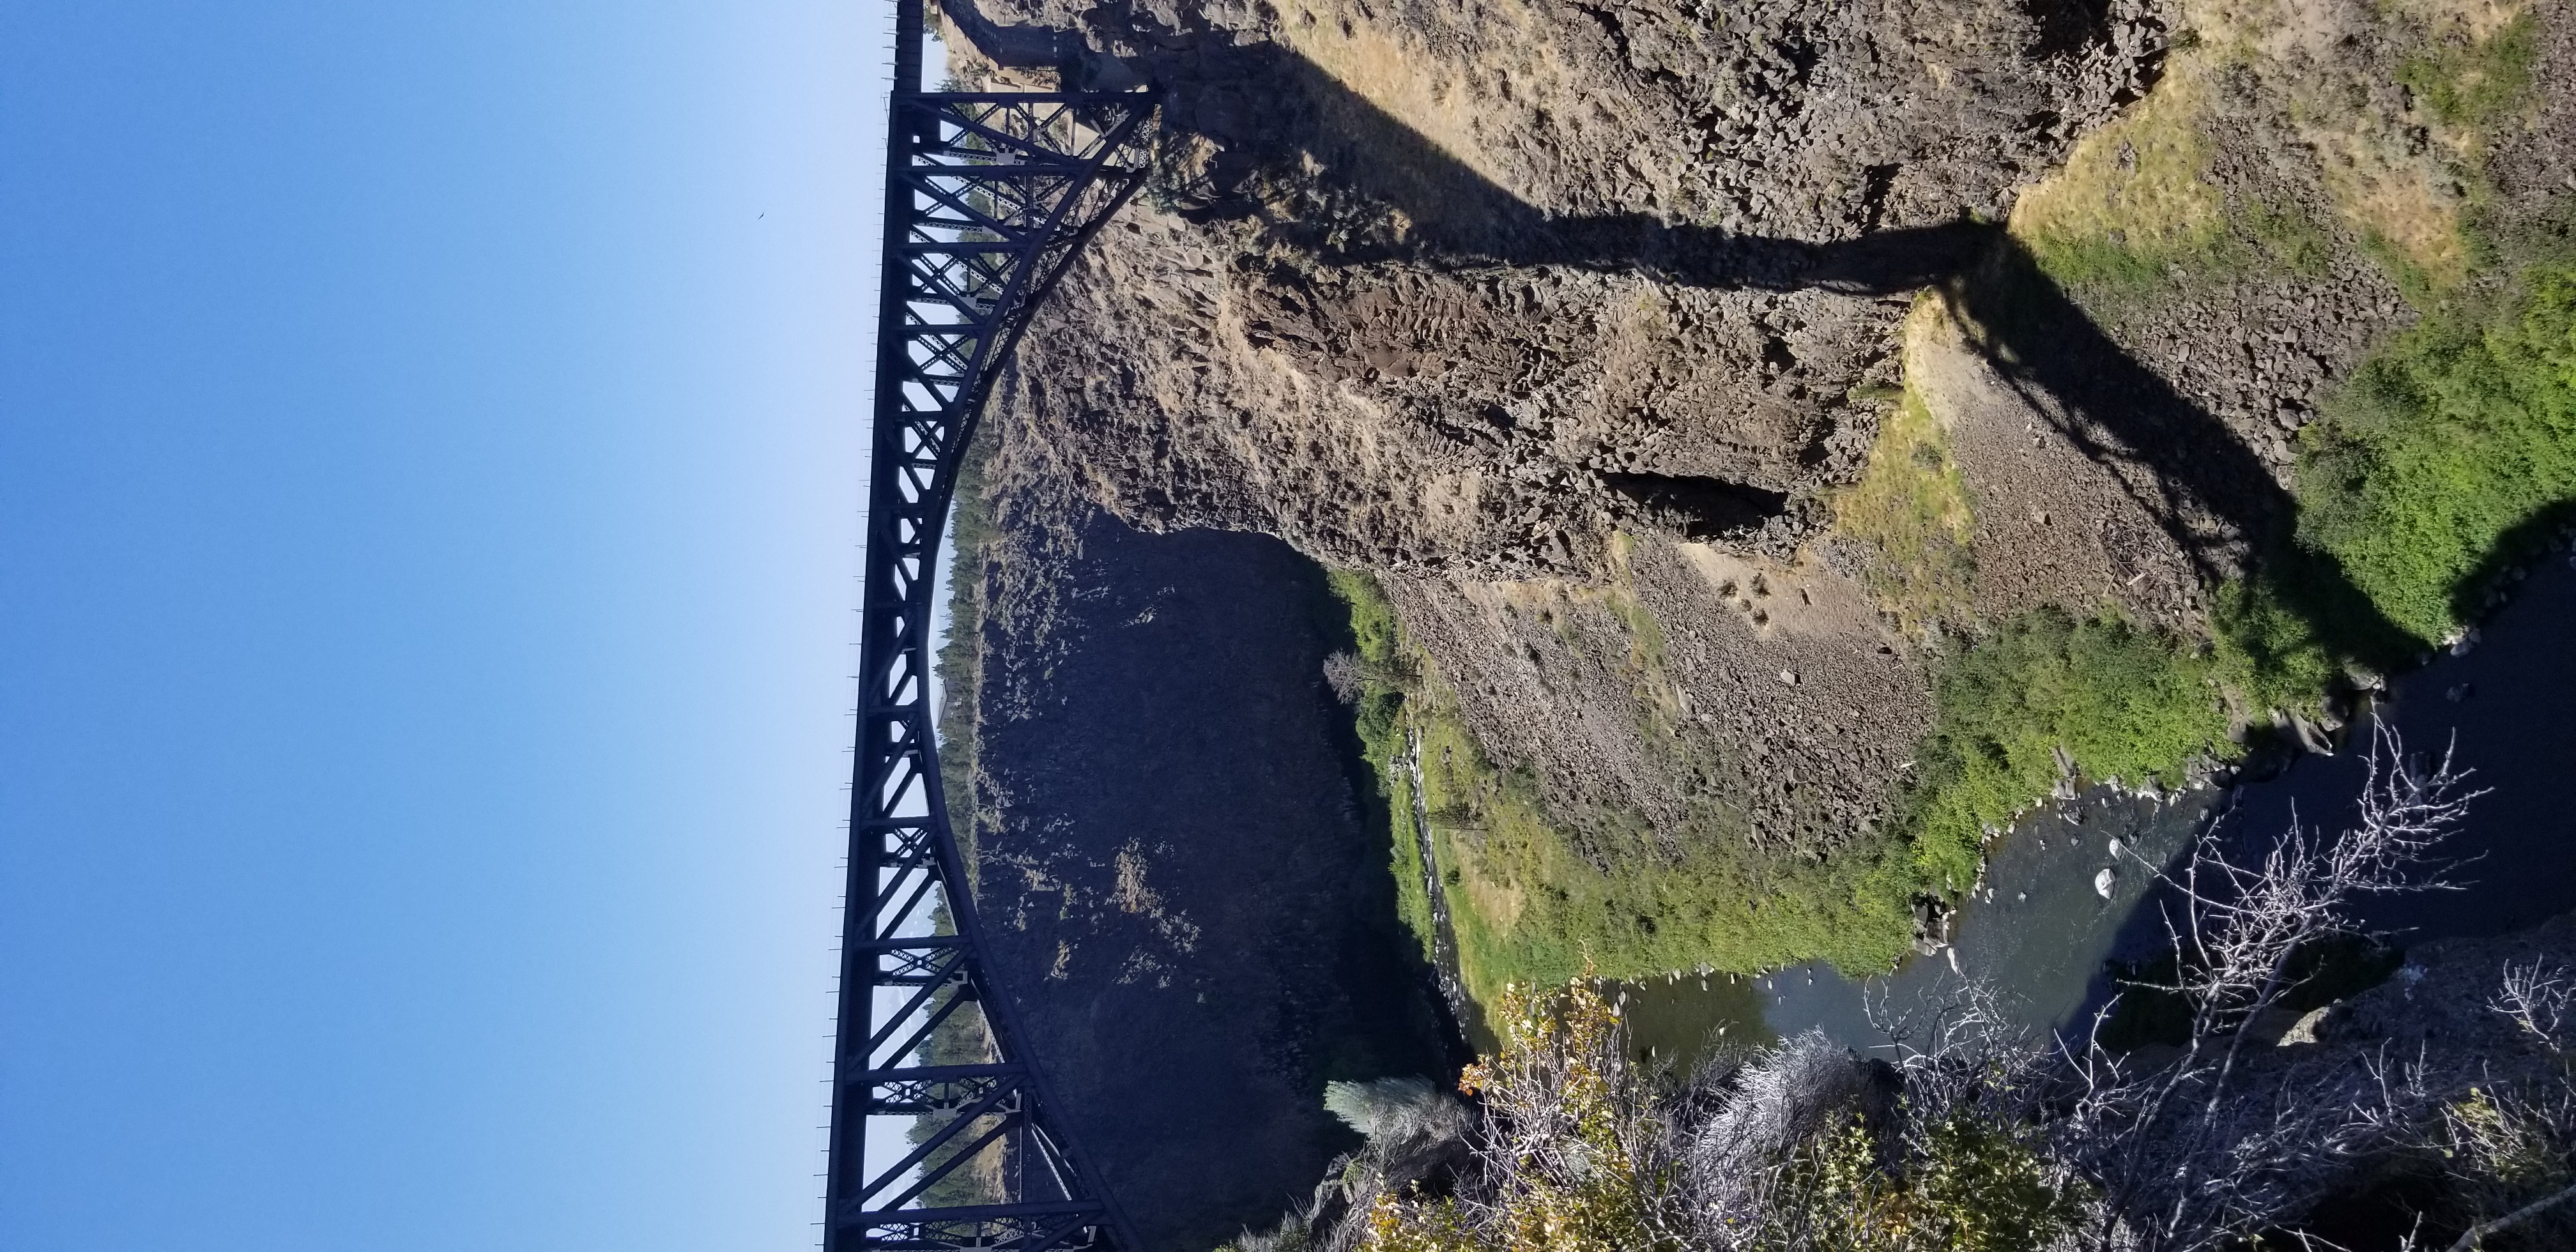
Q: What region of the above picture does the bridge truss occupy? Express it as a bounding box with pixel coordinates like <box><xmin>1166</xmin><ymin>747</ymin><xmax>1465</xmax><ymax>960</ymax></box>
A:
<box><xmin>825</xmin><ymin>7</ymin><xmax>1156</xmax><ymax>1250</ymax></box>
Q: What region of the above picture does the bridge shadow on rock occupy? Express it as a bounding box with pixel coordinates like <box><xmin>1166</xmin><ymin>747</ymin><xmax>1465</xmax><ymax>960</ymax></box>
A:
<box><xmin>1149</xmin><ymin>38</ymin><xmax>1982</xmax><ymax>294</ymax></box>
<box><xmin>1146</xmin><ymin>40</ymin><xmax>2421</xmax><ymax>668</ymax></box>
<box><xmin>1933</xmin><ymin>238</ymin><xmax>2418</xmax><ymax>669</ymax></box>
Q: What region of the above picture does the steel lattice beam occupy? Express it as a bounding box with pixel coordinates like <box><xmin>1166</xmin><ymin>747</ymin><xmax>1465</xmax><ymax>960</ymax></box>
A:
<box><xmin>824</xmin><ymin>4</ymin><xmax>1155</xmax><ymax>1249</ymax></box>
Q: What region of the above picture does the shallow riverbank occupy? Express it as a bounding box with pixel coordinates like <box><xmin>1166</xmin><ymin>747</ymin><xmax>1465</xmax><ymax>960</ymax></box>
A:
<box><xmin>1620</xmin><ymin>551</ymin><xmax>2576</xmax><ymax>1067</ymax></box>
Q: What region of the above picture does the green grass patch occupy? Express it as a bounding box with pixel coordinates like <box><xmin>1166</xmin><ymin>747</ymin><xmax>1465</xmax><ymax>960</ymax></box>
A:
<box><xmin>2295</xmin><ymin>261</ymin><xmax>2576</xmax><ymax>641</ymax></box>
<box><xmin>2241</xmin><ymin>198</ymin><xmax>2337</xmax><ymax>279</ymax></box>
<box><xmin>1329</xmin><ymin>571</ymin><xmax>1931</xmax><ymax>990</ymax></box>
<box><xmin>1834</xmin><ymin>312</ymin><xmax>1977</xmax><ymax>628</ymax></box>
<box><xmin>1407</xmin><ymin>662</ymin><xmax>1924</xmax><ymax>989</ymax></box>
<box><xmin>2009</xmin><ymin>68</ymin><xmax>2234</xmax><ymax>296</ymax></box>
<box><xmin>2009</xmin><ymin>65</ymin><xmax>2359</xmax><ymax>300</ymax></box>
<box><xmin>1329</xmin><ymin>586</ymin><xmax>2251</xmax><ymax>1002</ymax></box>
<box><xmin>2361</xmin><ymin>225</ymin><xmax>2444</xmax><ymax>309</ymax></box>
<box><xmin>1899</xmin><ymin>608</ymin><xmax>2235</xmax><ymax>892</ymax></box>
<box><xmin>2020</xmin><ymin>172</ymin><xmax>2342</xmax><ymax>300</ymax></box>
<box><xmin>2007</xmin><ymin>37</ymin><xmax>2403</xmax><ymax>304</ymax></box>
<box><xmin>2398</xmin><ymin>13</ymin><xmax>2538</xmax><ymax>130</ymax></box>
<box><xmin>1324</xmin><ymin>569</ymin><xmax>1436</xmax><ymax>964</ymax></box>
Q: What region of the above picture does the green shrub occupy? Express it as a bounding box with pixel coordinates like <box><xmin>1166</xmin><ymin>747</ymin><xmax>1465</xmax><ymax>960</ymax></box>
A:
<box><xmin>1777</xmin><ymin>1113</ymin><xmax>2089</xmax><ymax>1251</ymax></box>
<box><xmin>1910</xmin><ymin>1114</ymin><xmax>2089</xmax><ymax>1249</ymax></box>
<box><xmin>1324</xmin><ymin>570</ymin><xmax>1437</xmax><ymax>963</ymax></box>
<box><xmin>2297</xmin><ymin>263</ymin><xmax>2576</xmax><ymax>641</ymax></box>
<box><xmin>2209</xmin><ymin>572</ymin><xmax>2344</xmax><ymax>715</ymax></box>
<box><xmin>1330</xmin><ymin>567</ymin><xmax>1404</xmax><ymax>671</ymax></box>
<box><xmin>2398</xmin><ymin>14</ymin><xmax>2538</xmax><ymax>129</ymax></box>
<box><xmin>1900</xmin><ymin>608</ymin><xmax>2233</xmax><ymax>891</ymax></box>
<box><xmin>2208</xmin><ymin>529</ymin><xmax>2426</xmax><ymax>714</ymax></box>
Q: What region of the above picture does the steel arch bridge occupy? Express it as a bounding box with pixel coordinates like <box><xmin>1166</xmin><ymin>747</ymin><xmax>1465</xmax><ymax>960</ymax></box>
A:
<box><xmin>824</xmin><ymin>4</ymin><xmax>1156</xmax><ymax>1249</ymax></box>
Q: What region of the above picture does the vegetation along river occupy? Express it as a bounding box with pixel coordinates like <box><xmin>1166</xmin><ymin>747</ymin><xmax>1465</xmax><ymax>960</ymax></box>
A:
<box><xmin>1620</xmin><ymin>553</ymin><xmax>2576</xmax><ymax>1067</ymax></box>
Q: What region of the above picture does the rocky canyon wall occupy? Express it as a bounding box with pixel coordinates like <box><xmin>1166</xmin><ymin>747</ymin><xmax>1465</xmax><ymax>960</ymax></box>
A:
<box><xmin>953</xmin><ymin>448</ymin><xmax>1451</xmax><ymax>1249</ymax></box>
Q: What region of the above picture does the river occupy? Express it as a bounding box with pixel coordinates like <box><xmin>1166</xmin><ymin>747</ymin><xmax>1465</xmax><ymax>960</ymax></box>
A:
<box><xmin>1619</xmin><ymin>549</ymin><xmax>2576</xmax><ymax>1067</ymax></box>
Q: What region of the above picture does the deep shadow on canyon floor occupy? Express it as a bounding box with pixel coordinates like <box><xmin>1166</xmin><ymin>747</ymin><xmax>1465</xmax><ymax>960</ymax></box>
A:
<box><xmin>965</xmin><ymin>501</ymin><xmax>1460</xmax><ymax>1251</ymax></box>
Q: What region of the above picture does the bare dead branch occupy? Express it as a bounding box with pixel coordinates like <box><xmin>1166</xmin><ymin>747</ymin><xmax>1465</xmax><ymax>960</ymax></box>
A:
<box><xmin>2493</xmin><ymin>958</ymin><xmax>2573</xmax><ymax>1057</ymax></box>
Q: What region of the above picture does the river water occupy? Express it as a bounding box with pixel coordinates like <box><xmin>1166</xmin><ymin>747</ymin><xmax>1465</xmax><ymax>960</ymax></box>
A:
<box><xmin>1618</xmin><ymin>553</ymin><xmax>2576</xmax><ymax>1067</ymax></box>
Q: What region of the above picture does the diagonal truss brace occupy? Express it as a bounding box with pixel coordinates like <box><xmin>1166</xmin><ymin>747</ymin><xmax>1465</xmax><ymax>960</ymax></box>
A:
<box><xmin>823</xmin><ymin>65</ymin><xmax>1158</xmax><ymax>1252</ymax></box>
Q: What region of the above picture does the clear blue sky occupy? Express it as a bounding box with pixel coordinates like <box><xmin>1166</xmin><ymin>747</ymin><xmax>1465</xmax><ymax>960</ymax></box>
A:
<box><xmin>1</xmin><ymin>4</ymin><xmax>896</xmax><ymax>1247</ymax></box>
